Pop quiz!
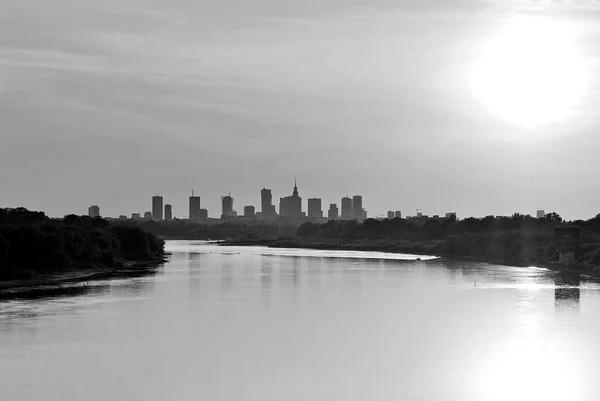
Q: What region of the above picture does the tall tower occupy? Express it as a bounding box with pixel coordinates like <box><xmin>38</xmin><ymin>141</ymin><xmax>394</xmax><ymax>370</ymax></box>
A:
<box><xmin>222</xmin><ymin>193</ymin><xmax>234</xmax><ymax>218</ymax></box>
<box><xmin>189</xmin><ymin>192</ymin><xmax>201</xmax><ymax>222</ymax></box>
<box><xmin>352</xmin><ymin>195</ymin><xmax>363</xmax><ymax>221</ymax></box>
<box><xmin>293</xmin><ymin>178</ymin><xmax>298</xmax><ymax>197</ymax></box>
<box><xmin>152</xmin><ymin>195</ymin><xmax>163</xmax><ymax>220</ymax></box>
<box><xmin>341</xmin><ymin>196</ymin><xmax>353</xmax><ymax>219</ymax></box>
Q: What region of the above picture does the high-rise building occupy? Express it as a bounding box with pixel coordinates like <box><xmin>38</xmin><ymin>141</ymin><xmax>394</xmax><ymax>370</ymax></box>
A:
<box><xmin>352</xmin><ymin>195</ymin><xmax>363</xmax><ymax>221</ymax></box>
<box><xmin>199</xmin><ymin>209</ymin><xmax>208</xmax><ymax>220</ymax></box>
<box><xmin>143</xmin><ymin>211</ymin><xmax>152</xmax><ymax>220</ymax></box>
<box><xmin>244</xmin><ymin>205</ymin><xmax>256</xmax><ymax>217</ymax></box>
<box><xmin>222</xmin><ymin>194</ymin><xmax>234</xmax><ymax>218</ymax></box>
<box><xmin>279</xmin><ymin>180</ymin><xmax>302</xmax><ymax>218</ymax></box>
<box><xmin>341</xmin><ymin>196</ymin><xmax>353</xmax><ymax>219</ymax></box>
<box><xmin>165</xmin><ymin>204</ymin><xmax>173</xmax><ymax>221</ymax></box>
<box><xmin>261</xmin><ymin>188</ymin><xmax>277</xmax><ymax>220</ymax></box>
<box><xmin>328</xmin><ymin>203</ymin><xmax>339</xmax><ymax>220</ymax></box>
<box><xmin>189</xmin><ymin>193</ymin><xmax>201</xmax><ymax>222</ymax></box>
<box><xmin>152</xmin><ymin>195</ymin><xmax>163</xmax><ymax>220</ymax></box>
<box><xmin>88</xmin><ymin>205</ymin><xmax>100</xmax><ymax>218</ymax></box>
<box><xmin>395</xmin><ymin>211</ymin><xmax>402</xmax><ymax>218</ymax></box>
<box><xmin>308</xmin><ymin>198</ymin><xmax>323</xmax><ymax>219</ymax></box>
<box><xmin>387</xmin><ymin>211</ymin><xmax>395</xmax><ymax>219</ymax></box>
<box><xmin>537</xmin><ymin>210</ymin><xmax>546</xmax><ymax>219</ymax></box>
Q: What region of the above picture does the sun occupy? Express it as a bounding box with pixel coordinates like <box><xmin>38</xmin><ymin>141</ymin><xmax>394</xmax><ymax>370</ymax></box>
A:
<box><xmin>470</xmin><ymin>17</ymin><xmax>588</xmax><ymax>127</ymax></box>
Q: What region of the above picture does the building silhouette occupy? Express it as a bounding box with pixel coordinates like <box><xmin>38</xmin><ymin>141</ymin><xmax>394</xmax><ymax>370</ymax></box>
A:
<box><xmin>143</xmin><ymin>211</ymin><xmax>152</xmax><ymax>220</ymax></box>
<box><xmin>244</xmin><ymin>205</ymin><xmax>255</xmax><ymax>218</ymax></box>
<box><xmin>341</xmin><ymin>196</ymin><xmax>353</xmax><ymax>219</ymax></box>
<box><xmin>152</xmin><ymin>195</ymin><xmax>163</xmax><ymax>220</ymax></box>
<box><xmin>131</xmin><ymin>213</ymin><xmax>141</xmax><ymax>220</ymax></box>
<box><xmin>189</xmin><ymin>194</ymin><xmax>201</xmax><ymax>222</ymax></box>
<box><xmin>537</xmin><ymin>209</ymin><xmax>546</xmax><ymax>219</ymax></box>
<box><xmin>261</xmin><ymin>188</ymin><xmax>277</xmax><ymax>220</ymax></box>
<box><xmin>308</xmin><ymin>198</ymin><xmax>323</xmax><ymax>219</ymax></box>
<box><xmin>395</xmin><ymin>211</ymin><xmax>402</xmax><ymax>218</ymax></box>
<box><xmin>352</xmin><ymin>195</ymin><xmax>363</xmax><ymax>221</ymax></box>
<box><xmin>165</xmin><ymin>204</ymin><xmax>173</xmax><ymax>221</ymax></box>
<box><xmin>387</xmin><ymin>211</ymin><xmax>394</xmax><ymax>219</ymax></box>
<box><xmin>279</xmin><ymin>180</ymin><xmax>302</xmax><ymax>218</ymax></box>
<box><xmin>222</xmin><ymin>193</ymin><xmax>235</xmax><ymax>219</ymax></box>
<box><xmin>328</xmin><ymin>203</ymin><xmax>339</xmax><ymax>220</ymax></box>
<box><xmin>88</xmin><ymin>205</ymin><xmax>100</xmax><ymax>218</ymax></box>
<box><xmin>199</xmin><ymin>209</ymin><xmax>208</xmax><ymax>220</ymax></box>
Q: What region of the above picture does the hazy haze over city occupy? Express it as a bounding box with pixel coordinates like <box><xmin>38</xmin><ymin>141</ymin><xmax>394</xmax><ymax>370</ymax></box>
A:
<box><xmin>1</xmin><ymin>0</ymin><xmax>600</xmax><ymax>220</ymax></box>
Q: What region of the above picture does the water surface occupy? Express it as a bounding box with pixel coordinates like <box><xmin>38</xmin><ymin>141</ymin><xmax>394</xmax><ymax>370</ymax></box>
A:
<box><xmin>0</xmin><ymin>240</ymin><xmax>598</xmax><ymax>400</ymax></box>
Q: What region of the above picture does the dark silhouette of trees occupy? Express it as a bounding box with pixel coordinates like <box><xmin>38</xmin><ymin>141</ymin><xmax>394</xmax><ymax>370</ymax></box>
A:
<box><xmin>0</xmin><ymin>208</ymin><xmax>164</xmax><ymax>280</ymax></box>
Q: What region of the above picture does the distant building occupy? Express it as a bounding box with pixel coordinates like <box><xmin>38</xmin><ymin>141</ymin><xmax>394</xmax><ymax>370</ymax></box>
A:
<box><xmin>279</xmin><ymin>180</ymin><xmax>302</xmax><ymax>218</ymax></box>
<box><xmin>165</xmin><ymin>204</ymin><xmax>173</xmax><ymax>221</ymax></box>
<box><xmin>199</xmin><ymin>209</ymin><xmax>208</xmax><ymax>220</ymax></box>
<box><xmin>328</xmin><ymin>203</ymin><xmax>339</xmax><ymax>220</ymax></box>
<box><xmin>261</xmin><ymin>188</ymin><xmax>277</xmax><ymax>220</ymax></box>
<box><xmin>119</xmin><ymin>215</ymin><xmax>128</xmax><ymax>220</ymax></box>
<box><xmin>189</xmin><ymin>194</ymin><xmax>201</xmax><ymax>222</ymax></box>
<box><xmin>387</xmin><ymin>211</ymin><xmax>395</xmax><ymax>219</ymax></box>
<box><xmin>222</xmin><ymin>194</ymin><xmax>234</xmax><ymax>219</ymax></box>
<box><xmin>361</xmin><ymin>208</ymin><xmax>367</xmax><ymax>220</ymax></box>
<box><xmin>143</xmin><ymin>211</ymin><xmax>152</xmax><ymax>220</ymax></box>
<box><xmin>395</xmin><ymin>211</ymin><xmax>402</xmax><ymax>218</ymax></box>
<box><xmin>445</xmin><ymin>212</ymin><xmax>457</xmax><ymax>220</ymax></box>
<box><xmin>352</xmin><ymin>195</ymin><xmax>363</xmax><ymax>221</ymax></box>
<box><xmin>152</xmin><ymin>195</ymin><xmax>163</xmax><ymax>220</ymax></box>
<box><xmin>244</xmin><ymin>205</ymin><xmax>256</xmax><ymax>218</ymax></box>
<box><xmin>537</xmin><ymin>210</ymin><xmax>546</xmax><ymax>219</ymax></box>
<box><xmin>308</xmin><ymin>198</ymin><xmax>323</xmax><ymax>219</ymax></box>
<box><xmin>88</xmin><ymin>205</ymin><xmax>100</xmax><ymax>218</ymax></box>
<box><xmin>341</xmin><ymin>196</ymin><xmax>353</xmax><ymax>219</ymax></box>
<box><xmin>131</xmin><ymin>213</ymin><xmax>141</xmax><ymax>220</ymax></box>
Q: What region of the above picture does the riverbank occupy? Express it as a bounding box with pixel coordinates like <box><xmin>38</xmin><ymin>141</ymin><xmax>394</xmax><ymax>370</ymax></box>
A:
<box><xmin>0</xmin><ymin>255</ymin><xmax>169</xmax><ymax>293</ymax></box>
<box><xmin>220</xmin><ymin>238</ymin><xmax>600</xmax><ymax>278</ymax></box>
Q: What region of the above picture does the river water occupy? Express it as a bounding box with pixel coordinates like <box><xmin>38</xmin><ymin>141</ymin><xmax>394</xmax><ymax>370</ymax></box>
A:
<box><xmin>0</xmin><ymin>240</ymin><xmax>599</xmax><ymax>401</ymax></box>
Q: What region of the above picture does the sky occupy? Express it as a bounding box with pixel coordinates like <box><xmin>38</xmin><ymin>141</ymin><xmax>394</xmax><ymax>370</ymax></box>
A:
<box><xmin>1</xmin><ymin>0</ymin><xmax>600</xmax><ymax>220</ymax></box>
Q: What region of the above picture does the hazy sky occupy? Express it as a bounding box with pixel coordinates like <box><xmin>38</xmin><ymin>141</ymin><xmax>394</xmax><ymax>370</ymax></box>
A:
<box><xmin>1</xmin><ymin>0</ymin><xmax>600</xmax><ymax>220</ymax></box>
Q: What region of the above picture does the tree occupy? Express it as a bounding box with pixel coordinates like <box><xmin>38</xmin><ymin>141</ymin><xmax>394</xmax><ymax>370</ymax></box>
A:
<box><xmin>545</xmin><ymin>212</ymin><xmax>563</xmax><ymax>224</ymax></box>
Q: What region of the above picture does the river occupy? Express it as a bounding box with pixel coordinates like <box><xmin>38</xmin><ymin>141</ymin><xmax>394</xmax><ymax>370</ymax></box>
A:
<box><xmin>0</xmin><ymin>240</ymin><xmax>599</xmax><ymax>400</ymax></box>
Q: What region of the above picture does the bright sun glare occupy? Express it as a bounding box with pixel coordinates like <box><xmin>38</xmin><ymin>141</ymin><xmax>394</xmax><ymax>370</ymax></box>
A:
<box><xmin>470</xmin><ymin>17</ymin><xmax>588</xmax><ymax>127</ymax></box>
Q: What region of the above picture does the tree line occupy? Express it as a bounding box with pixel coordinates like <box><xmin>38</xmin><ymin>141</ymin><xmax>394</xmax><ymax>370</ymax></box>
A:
<box><xmin>0</xmin><ymin>208</ymin><xmax>165</xmax><ymax>280</ymax></box>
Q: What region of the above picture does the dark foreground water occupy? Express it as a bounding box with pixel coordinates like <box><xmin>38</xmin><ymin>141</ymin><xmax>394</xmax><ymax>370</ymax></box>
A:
<box><xmin>1</xmin><ymin>240</ymin><xmax>599</xmax><ymax>400</ymax></box>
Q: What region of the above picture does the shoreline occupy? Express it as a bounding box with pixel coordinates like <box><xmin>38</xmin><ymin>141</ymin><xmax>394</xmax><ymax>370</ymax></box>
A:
<box><xmin>0</xmin><ymin>255</ymin><xmax>169</xmax><ymax>293</ymax></box>
<box><xmin>219</xmin><ymin>239</ymin><xmax>599</xmax><ymax>279</ymax></box>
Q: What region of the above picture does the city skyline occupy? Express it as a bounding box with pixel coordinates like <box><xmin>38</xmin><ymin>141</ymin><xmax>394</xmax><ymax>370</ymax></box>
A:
<box><xmin>2</xmin><ymin>1</ymin><xmax>600</xmax><ymax>222</ymax></box>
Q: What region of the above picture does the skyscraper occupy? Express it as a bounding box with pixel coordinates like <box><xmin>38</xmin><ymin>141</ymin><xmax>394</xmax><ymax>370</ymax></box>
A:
<box><xmin>261</xmin><ymin>188</ymin><xmax>277</xmax><ymax>220</ymax></box>
<box><xmin>387</xmin><ymin>211</ymin><xmax>395</xmax><ymax>219</ymax></box>
<box><xmin>189</xmin><ymin>194</ymin><xmax>201</xmax><ymax>222</ymax></box>
<box><xmin>88</xmin><ymin>205</ymin><xmax>100</xmax><ymax>218</ymax></box>
<box><xmin>328</xmin><ymin>203</ymin><xmax>339</xmax><ymax>220</ymax></box>
<box><xmin>279</xmin><ymin>180</ymin><xmax>302</xmax><ymax>218</ymax></box>
<box><xmin>308</xmin><ymin>198</ymin><xmax>323</xmax><ymax>219</ymax></box>
<box><xmin>244</xmin><ymin>205</ymin><xmax>255</xmax><ymax>217</ymax></box>
<box><xmin>352</xmin><ymin>195</ymin><xmax>363</xmax><ymax>221</ymax></box>
<box><xmin>395</xmin><ymin>211</ymin><xmax>402</xmax><ymax>218</ymax></box>
<box><xmin>152</xmin><ymin>195</ymin><xmax>163</xmax><ymax>220</ymax></box>
<box><xmin>222</xmin><ymin>193</ymin><xmax>234</xmax><ymax>218</ymax></box>
<box><xmin>165</xmin><ymin>204</ymin><xmax>173</xmax><ymax>221</ymax></box>
<box><xmin>341</xmin><ymin>196</ymin><xmax>353</xmax><ymax>219</ymax></box>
